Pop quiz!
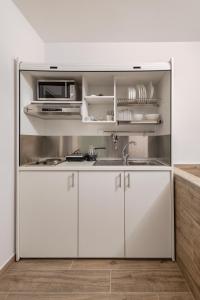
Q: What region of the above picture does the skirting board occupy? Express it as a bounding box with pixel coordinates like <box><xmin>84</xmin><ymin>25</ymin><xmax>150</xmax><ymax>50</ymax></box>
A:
<box><xmin>0</xmin><ymin>255</ymin><xmax>15</xmax><ymax>275</ymax></box>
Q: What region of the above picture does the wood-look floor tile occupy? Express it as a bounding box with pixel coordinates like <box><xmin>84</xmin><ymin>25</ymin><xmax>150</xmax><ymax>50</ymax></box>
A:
<box><xmin>0</xmin><ymin>294</ymin><xmax>7</xmax><ymax>300</ymax></box>
<box><xmin>72</xmin><ymin>259</ymin><xmax>177</xmax><ymax>271</ymax></box>
<box><xmin>158</xmin><ymin>292</ymin><xmax>194</xmax><ymax>299</ymax></box>
<box><xmin>111</xmin><ymin>270</ymin><xmax>188</xmax><ymax>293</ymax></box>
<box><xmin>8</xmin><ymin>259</ymin><xmax>73</xmax><ymax>271</ymax></box>
<box><xmin>5</xmin><ymin>294</ymin><xmax>158</xmax><ymax>300</ymax></box>
<box><xmin>0</xmin><ymin>270</ymin><xmax>110</xmax><ymax>293</ymax></box>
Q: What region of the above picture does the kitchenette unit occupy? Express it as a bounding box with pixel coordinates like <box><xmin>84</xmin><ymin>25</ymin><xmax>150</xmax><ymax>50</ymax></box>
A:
<box><xmin>16</xmin><ymin>60</ymin><xmax>174</xmax><ymax>260</ymax></box>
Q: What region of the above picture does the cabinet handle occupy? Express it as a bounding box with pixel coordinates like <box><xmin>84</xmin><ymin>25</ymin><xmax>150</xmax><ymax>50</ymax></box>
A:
<box><xmin>71</xmin><ymin>173</ymin><xmax>75</xmax><ymax>188</ymax></box>
<box><xmin>116</xmin><ymin>173</ymin><xmax>122</xmax><ymax>188</ymax></box>
<box><xmin>119</xmin><ymin>173</ymin><xmax>122</xmax><ymax>188</ymax></box>
<box><xmin>126</xmin><ymin>173</ymin><xmax>130</xmax><ymax>188</ymax></box>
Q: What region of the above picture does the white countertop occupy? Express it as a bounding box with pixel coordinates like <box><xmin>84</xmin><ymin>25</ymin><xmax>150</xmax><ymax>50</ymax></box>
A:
<box><xmin>19</xmin><ymin>160</ymin><xmax>172</xmax><ymax>171</ymax></box>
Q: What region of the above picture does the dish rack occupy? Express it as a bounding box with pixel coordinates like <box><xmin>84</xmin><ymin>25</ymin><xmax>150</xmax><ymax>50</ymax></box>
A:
<box><xmin>117</xmin><ymin>98</ymin><xmax>160</xmax><ymax>106</ymax></box>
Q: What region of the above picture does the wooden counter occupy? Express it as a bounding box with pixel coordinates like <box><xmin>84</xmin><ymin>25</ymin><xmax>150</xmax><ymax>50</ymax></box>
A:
<box><xmin>175</xmin><ymin>165</ymin><xmax>200</xmax><ymax>300</ymax></box>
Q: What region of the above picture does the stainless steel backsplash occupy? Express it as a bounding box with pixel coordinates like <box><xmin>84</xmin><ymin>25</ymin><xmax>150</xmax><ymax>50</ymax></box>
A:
<box><xmin>20</xmin><ymin>135</ymin><xmax>171</xmax><ymax>165</ymax></box>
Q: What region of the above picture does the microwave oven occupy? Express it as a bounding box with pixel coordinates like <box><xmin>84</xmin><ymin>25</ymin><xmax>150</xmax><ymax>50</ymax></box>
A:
<box><xmin>37</xmin><ymin>80</ymin><xmax>77</xmax><ymax>101</ymax></box>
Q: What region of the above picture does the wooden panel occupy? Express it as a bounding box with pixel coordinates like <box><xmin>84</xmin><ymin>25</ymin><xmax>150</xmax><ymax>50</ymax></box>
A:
<box><xmin>175</xmin><ymin>174</ymin><xmax>200</xmax><ymax>300</ymax></box>
<box><xmin>19</xmin><ymin>171</ymin><xmax>78</xmax><ymax>257</ymax></box>
<box><xmin>125</xmin><ymin>171</ymin><xmax>172</xmax><ymax>258</ymax></box>
<box><xmin>79</xmin><ymin>172</ymin><xmax>124</xmax><ymax>257</ymax></box>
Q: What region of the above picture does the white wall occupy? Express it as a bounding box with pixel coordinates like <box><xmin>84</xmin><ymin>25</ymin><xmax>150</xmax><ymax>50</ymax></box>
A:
<box><xmin>0</xmin><ymin>0</ymin><xmax>44</xmax><ymax>269</ymax></box>
<box><xmin>46</xmin><ymin>42</ymin><xmax>200</xmax><ymax>163</ymax></box>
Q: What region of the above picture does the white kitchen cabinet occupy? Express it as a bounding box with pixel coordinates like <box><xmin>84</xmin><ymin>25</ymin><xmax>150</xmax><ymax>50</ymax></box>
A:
<box><xmin>79</xmin><ymin>171</ymin><xmax>124</xmax><ymax>257</ymax></box>
<box><xmin>125</xmin><ymin>171</ymin><xmax>172</xmax><ymax>258</ymax></box>
<box><xmin>19</xmin><ymin>171</ymin><xmax>78</xmax><ymax>257</ymax></box>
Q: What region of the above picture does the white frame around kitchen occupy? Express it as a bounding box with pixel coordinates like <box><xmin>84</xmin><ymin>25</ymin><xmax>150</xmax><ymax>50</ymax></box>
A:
<box><xmin>15</xmin><ymin>59</ymin><xmax>175</xmax><ymax>261</ymax></box>
<box><xmin>15</xmin><ymin>58</ymin><xmax>20</xmax><ymax>261</ymax></box>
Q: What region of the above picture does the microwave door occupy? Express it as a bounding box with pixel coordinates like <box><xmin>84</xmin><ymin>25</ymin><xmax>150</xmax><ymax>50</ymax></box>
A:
<box><xmin>38</xmin><ymin>82</ymin><xmax>66</xmax><ymax>100</ymax></box>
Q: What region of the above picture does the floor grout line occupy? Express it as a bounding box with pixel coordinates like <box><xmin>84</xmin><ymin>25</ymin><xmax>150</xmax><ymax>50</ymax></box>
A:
<box><xmin>2</xmin><ymin>292</ymin><xmax>167</xmax><ymax>295</ymax></box>
<box><xmin>69</xmin><ymin>260</ymin><xmax>74</xmax><ymax>270</ymax></box>
<box><xmin>5</xmin><ymin>294</ymin><xmax>9</xmax><ymax>300</ymax></box>
<box><xmin>59</xmin><ymin>268</ymin><xmax>179</xmax><ymax>271</ymax></box>
<box><xmin>109</xmin><ymin>270</ymin><xmax>112</xmax><ymax>294</ymax></box>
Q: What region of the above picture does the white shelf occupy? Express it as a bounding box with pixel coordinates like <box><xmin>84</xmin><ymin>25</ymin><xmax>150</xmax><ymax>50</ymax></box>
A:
<box><xmin>31</xmin><ymin>100</ymin><xmax>82</xmax><ymax>104</ymax></box>
<box><xmin>83</xmin><ymin>120</ymin><xmax>116</xmax><ymax>124</ymax></box>
<box><xmin>84</xmin><ymin>96</ymin><xmax>114</xmax><ymax>104</ymax></box>
<box><xmin>118</xmin><ymin>120</ymin><xmax>161</xmax><ymax>125</ymax></box>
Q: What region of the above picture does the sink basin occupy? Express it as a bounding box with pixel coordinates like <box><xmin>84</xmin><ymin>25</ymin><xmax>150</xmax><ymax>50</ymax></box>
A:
<box><xmin>94</xmin><ymin>160</ymin><xmax>123</xmax><ymax>166</ymax></box>
<box><xmin>127</xmin><ymin>160</ymin><xmax>162</xmax><ymax>166</ymax></box>
<box><xmin>94</xmin><ymin>159</ymin><xmax>163</xmax><ymax>166</ymax></box>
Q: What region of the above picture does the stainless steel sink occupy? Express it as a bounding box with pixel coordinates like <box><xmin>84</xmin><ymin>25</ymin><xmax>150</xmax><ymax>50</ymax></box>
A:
<box><xmin>94</xmin><ymin>160</ymin><xmax>124</xmax><ymax>166</ymax></box>
<box><xmin>94</xmin><ymin>159</ymin><xmax>163</xmax><ymax>166</ymax></box>
<box><xmin>127</xmin><ymin>159</ymin><xmax>162</xmax><ymax>166</ymax></box>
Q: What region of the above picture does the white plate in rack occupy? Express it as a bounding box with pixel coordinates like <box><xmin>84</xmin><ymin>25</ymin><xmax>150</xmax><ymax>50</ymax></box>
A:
<box><xmin>142</xmin><ymin>84</ymin><xmax>147</xmax><ymax>101</ymax></box>
<box><xmin>147</xmin><ymin>81</ymin><xmax>154</xmax><ymax>99</ymax></box>
<box><xmin>136</xmin><ymin>85</ymin><xmax>141</xmax><ymax>102</ymax></box>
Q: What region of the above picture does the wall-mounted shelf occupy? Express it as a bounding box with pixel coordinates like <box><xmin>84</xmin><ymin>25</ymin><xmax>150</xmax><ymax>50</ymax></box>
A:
<box><xmin>117</xmin><ymin>120</ymin><xmax>162</xmax><ymax>125</ymax></box>
<box><xmin>31</xmin><ymin>100</ymin><xmax>82</xmax><ymax>105</ymax></box>
<box><xmin>84</xmin><ymin>96</ymin><xmax>114</xmax><ymax>104</ymax></box>
<box><xmin>24</xmin><ymin>103</ymin><xmax>81</xmax><ymax>120</ymax></box>
<box><xmin>117</xmin><ymin>98</ymin><xmax>159</xmax><ymax>107</ymax></box>
<box><xmin>24</xmin><ymin>111</ymin><xmax>81</xmax><ymax>120</ymax></box>
<box><xmin>104</xmin><ymin>130</ymin><xmax>155</xmax><ymax>134</ymax></box>
<box><xmin>83</xmin><ymin>120</ymin><xmax>116</xmax><ymax>124</ymax></box>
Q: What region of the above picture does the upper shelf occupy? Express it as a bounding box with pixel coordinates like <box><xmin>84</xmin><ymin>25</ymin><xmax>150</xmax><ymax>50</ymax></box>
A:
<box><xmin>117</xmin><ymin>120</ymin><xmax>162</xmax><ymax>125</ymax></box>
<box><xmin>31</xmin><ymin>100</ymin><xmax>83</xmax><ymax>104</ymax></box>
<box><xmin>84</xmin><ymin>96</ymin><xmax>114</xmax><ymax>104</ymax></box>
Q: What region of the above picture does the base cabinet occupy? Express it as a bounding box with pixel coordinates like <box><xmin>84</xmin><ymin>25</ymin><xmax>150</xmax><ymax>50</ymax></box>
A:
<box><xmin>125</xmin><ymin>171</ymin><xmax>172</xmax><ymax>258</ymax></box>
<box><xmin>79</xmin><ymin>171</ymin><xmax>124</xmax><ymax>257</ymax></box>
<box><xmin>19</xmin><ymin>171</ymin><xmax>78</xmax><ymax>257</ymax></box>
<box><xmin>18</xmin><ymin>170</ymin><xmax>172</xmax><ymax>258</ymax></box>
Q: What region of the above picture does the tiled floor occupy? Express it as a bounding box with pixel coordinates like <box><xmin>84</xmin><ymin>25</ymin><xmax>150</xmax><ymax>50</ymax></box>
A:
<box><xmin>0</xmin><ymin>259</ymin><xmax>194</xmax><ymax>300</ymax></box>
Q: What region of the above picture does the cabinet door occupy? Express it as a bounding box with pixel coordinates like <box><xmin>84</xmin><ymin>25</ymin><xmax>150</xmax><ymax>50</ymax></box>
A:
<box><xmin>125</xmin><ymin>171</ymin><xmax>172</xmax><ymax>258</ymax></box>
<box><xmin>79</xmin><ymin>171</ymin><xmax>124</xmax><ymax>257</ymax></box>
<box><xmin>19</xmin><ymin>171</ymin><xmax>78</xmax><ymax>257</ymax></box>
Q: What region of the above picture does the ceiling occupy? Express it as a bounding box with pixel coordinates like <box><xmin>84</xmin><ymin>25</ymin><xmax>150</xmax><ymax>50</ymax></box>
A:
<box><xmin>13</xmin><ymin>0</ymin><xmax>200</xmax><ymax>43</ymax></box>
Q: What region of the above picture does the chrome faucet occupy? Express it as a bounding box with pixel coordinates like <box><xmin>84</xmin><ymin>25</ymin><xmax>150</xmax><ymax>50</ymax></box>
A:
<box><xmin>111</xmin><ymin>133</ymin><xmax>119</xmax><ymax>150</ymax></box>
<box><xmin>122</xmin><ymin>141</ymin><xmax>136</xmax><ymax>165</ymax></box>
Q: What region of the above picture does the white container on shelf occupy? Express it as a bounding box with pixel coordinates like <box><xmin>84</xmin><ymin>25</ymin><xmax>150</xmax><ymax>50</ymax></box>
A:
<box><xmin>145</xmin><ymin>114</ymin><xmax>160</xmax><ymax>121</ymax></box>
<box><xmin>133</xmin><ymin>113</ymin><xmax>144</xmax><ymax>121</ymax></box>
<box><xmin>118</xmin><ymin>109</ymin><xmax>132</xmax><ymax>121</ymax></box>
